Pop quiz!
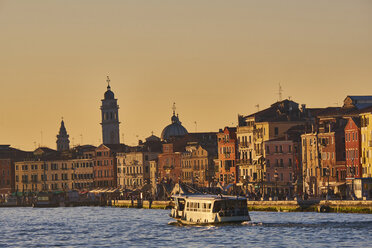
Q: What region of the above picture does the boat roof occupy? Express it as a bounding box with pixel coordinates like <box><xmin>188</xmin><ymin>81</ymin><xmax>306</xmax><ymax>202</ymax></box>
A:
<box><xmin>172</xmin><ymin>194</ymin><xmax>247</xmax><ymax>201</ymax></box>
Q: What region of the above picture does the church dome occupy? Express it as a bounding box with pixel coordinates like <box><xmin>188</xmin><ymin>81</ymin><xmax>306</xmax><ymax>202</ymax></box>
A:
<box><xmin>161</xmin><ymin>111</ymin><xmax>188</xmax><ymax>140</ymax></box>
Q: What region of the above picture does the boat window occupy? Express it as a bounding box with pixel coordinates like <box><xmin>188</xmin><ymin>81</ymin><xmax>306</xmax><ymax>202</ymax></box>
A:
<box><xmin>213</xmin><ymin>201</ymin><xmax>222</xmax><ymax>213</ymax></box>
<box><xmin>212</xmin><ymin>199</ymin><xmax>249</xmax><ymax>216</ymax></box>
<box><xmin>197</xmin><ymin>202</ymin><xmax>210</xmax><ymax>212</ymax></box>
<box><xmin>189</xmin><ymin>202</ymin><xmax>198</xmax><ymax>212</ymax></box>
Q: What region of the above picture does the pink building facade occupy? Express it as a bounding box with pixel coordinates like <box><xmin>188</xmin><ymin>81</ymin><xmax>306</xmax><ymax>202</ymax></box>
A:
<box><xmin>264</xmin><ymin>139</ymin><xmax>300</xmax><ymax>198</ymax></box>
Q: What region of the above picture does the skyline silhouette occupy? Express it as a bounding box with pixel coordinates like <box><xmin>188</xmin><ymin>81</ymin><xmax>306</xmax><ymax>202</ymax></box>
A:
<box><xmin>1</xmin><ymin>0</ymin><xmax>371</xmax><ymax>150</ymax></box>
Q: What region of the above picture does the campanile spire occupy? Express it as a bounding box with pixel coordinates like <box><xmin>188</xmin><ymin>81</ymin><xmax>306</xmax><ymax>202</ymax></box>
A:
<box><xmin>100</xmin><ymin>77</ymin><xmax>120</xmax><ymax>144</ymax></box>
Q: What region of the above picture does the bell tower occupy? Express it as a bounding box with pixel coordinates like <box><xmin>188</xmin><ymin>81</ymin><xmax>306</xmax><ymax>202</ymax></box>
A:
<box><xmin>56</xmin><ymin>118</ymin><xmax>70</xmax><ymax>151</ymax></box>
<box><xmin>100</xmin><ymin>76</ymin><xmax>120</xmax><ymax>144</ymax></box>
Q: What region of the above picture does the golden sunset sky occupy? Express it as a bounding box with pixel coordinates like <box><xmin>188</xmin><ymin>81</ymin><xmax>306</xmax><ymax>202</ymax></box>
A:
<box><xmin>0</xmin><ymin>0</ymin><xmax>371</xmax><ymax>150</ymax></box>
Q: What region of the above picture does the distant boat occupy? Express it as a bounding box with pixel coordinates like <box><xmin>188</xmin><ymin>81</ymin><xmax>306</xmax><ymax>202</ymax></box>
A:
<box><xmin>170</xmin><ymin>194</ymin><xmax>251</xmax><ymax>225</ymax></box>
<box><xmin>32</xmin><ymin>192</ymin><xmax>60</xmax><ymax>208</ymax></box>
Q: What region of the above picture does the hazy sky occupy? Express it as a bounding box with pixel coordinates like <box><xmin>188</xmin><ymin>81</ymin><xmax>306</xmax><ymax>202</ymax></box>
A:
<box><xmin>1</xmin><ymin>0</ymin><xmax>371</xmax><ymax>150</ymax></box>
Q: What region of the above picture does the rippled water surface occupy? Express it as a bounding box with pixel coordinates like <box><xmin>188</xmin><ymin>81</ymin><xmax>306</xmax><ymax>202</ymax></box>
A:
<box><xmin>0</xmin><ymin>207</ymin><xmax>371</xmax><ymax>247</ymax></box>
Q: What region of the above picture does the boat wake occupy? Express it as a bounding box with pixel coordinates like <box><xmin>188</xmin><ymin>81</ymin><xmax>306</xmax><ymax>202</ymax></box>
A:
<box><xmin>242</xmin><ymin>221</ymin><xmax>263</xmax><ymax>226</ymax></box>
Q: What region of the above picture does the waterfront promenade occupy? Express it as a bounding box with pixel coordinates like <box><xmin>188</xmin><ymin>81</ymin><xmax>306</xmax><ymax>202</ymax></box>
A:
<box><xmin>111</xmin><ymin>199</ymin><xmax>372</xmax><ymax>214</ymax></box>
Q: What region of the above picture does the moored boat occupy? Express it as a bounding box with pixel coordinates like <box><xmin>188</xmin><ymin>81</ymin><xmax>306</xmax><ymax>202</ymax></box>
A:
<box><xmin>32</xmin><ymin>192</ymin><xmax>60</xmax><ymax>208</ymax></box>
<box><xmin>170</xmin><ymin>194</ymin><xmax>250</xmax><ymax>225</ymax></box>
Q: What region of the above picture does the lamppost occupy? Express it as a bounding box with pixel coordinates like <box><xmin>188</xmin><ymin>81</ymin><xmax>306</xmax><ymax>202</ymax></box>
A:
<box><xmin>274</xmin><ymin>169</ymin><xmax>279</xmax><ymax>200</ymax></box>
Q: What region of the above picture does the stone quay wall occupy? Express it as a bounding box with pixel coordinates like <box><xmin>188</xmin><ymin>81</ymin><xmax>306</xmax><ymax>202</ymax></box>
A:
<box><xmin>112</xmin><ymin>199</ymin><xmax>372</xmax><ymax>213</ymax></box>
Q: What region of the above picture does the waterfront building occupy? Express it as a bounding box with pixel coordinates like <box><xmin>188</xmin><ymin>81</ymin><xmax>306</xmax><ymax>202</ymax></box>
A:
<box><xmin>181</xmin><ymin>142</ymin><xmax>216</xmax><ymax>187</ymax></box>
<box><xmin>264</xmin><ymin>128</ymin><xmax>302</xmax><ymax>198</ymax></box>
<box><xmin>71</xmin><ymin>145</ymin><xmax>96</xmax><ymax>191</ymax></box>
<box><xmin>116</xmin><ymin>136</ymin><xmax>161</xmax><ymax>190</ymax></box>
<box><xmin>237</xmin><ymin>100</ymin><xmax>307</xmax><ymax>196</ymax></box>
<box><xmin>149</xmin><ymin>159</ymin><xmax>158</xmax><ymax>195</ymax></box>
<box><xmin>15</xmin><ymin>160</ymin><xmax>46</xmax><ymax>192</ymax></box>
<box><xmin>344</xmin><ymin>117</ymin><xmax>362</xmax><ymax>198</ymax></box>
<box><xmin>360</xmin><ymin>111</ymin><xmax>372</xmax><ymax>178</ymax></box>
<box><xmin>56</xmin><ymin>119</ymin><xmax>70</xmax><ymax>152</ymax></box>
<box><xmin>317</xmin><ymin>127</ymin><xmax>347</xmax><ymax>197</ymax></box>
<box><xmin>0</xmin><ymin>158</ymin><xmax>13</xmax><ymax>194</ymax></box>
<box><xmin>216</xmin><ymin>127</ymin><xmax>238</xmax><ymax>186</ymax></box>
<box><xmin>93</xmin><ymin>144</ymin><xmax>126</xmax><ymax>188</ymax></box>
<box><xmin>14</xmin><ymin>146</ymin><xmax>98</xmax><ymax>193</ymax></box>
<box><xmin>14</xmin><ymin>148</ymin><xmax>74</xmax><ymax>192</ymax></box>
<box><xmin>158</xmin><ymin>143</ymin><xmax>182</xmax><ymax>184</ymax></box>
<box><xmin>345</xmin><ymin>118</ymin><xmax>362</xmax><ymax>178</ymax></box>
<box><xmin>301</xmin><ymin>132</ymin><xmax>320</xmax><ymax>196</ymax></box>
<box><xmin>301</xmin><ymin>96</ymin><xmax>372</xmax><ymax>197</ymax></box>
<box><xmin>101</xmin><ymin>76</ymin><xmax>120</xmax><ymax>144</ymax></box>
<box><xmin>0</xmin><ymin>145</ymin><xmax>31</xmax><ymax>195</ymax></box>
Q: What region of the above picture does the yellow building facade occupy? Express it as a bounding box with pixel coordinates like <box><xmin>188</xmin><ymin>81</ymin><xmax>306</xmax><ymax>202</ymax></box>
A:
<box><xmin>15</xmin><ymin>160</ymin><xmax>75</xmax><ymax>192</ymax></box>
<box><xmin>360</xmin><ymin>112</ymin><xmax>372</xmax><ymax>178</ymax></box>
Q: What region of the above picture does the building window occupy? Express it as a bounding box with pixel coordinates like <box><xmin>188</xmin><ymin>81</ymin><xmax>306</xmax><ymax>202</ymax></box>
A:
<box><xmin>274</xmin><ymin>127</ymin><xmax>279</xmax><ymax>136</ymax></box>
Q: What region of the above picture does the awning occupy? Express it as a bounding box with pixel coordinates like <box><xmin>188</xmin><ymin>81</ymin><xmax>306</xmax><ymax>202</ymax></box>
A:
<box><xmin>11</xmin><ymin>192</ymin><xmax>23</xmax><ymax>196</ymax></box>
<box><xmin>330</xmin><ymin>182</ymin><xmax>346</xmax><ymax>187</ymax></box>
<box><xmin>319</xmin><ymin>182</ymin><xmax>346</xmax><ymax>189</ymax></box>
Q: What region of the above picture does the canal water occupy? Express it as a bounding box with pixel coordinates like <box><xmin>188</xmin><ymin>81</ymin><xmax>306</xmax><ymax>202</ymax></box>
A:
<box><xmin>0</xmin><ymin>207</ymin><xmax>371</xmax><ymax>247</ymax></box>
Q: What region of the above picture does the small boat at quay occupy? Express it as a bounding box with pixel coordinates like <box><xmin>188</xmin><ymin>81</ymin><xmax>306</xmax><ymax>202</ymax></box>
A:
<box><xmin>170</xmin><ymin>194</ymin><xmax>251</xmax><ymax>225</ymax></box>
<box><xmin>32</xmin><ymin>192</ymin><xmax>60</xmax><ymax>208</ymax></box>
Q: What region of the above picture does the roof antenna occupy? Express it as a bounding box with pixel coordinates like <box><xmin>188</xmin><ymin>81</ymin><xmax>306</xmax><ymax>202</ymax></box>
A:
<box><xmin>255</xmin><ymin>104</ymin><xmax>260</xmax><ymax>112</ymax></box>
<box><xmin>278</xmin><ymin>82</ymin><xmax>283</xmax><ymax>101</ymax></box>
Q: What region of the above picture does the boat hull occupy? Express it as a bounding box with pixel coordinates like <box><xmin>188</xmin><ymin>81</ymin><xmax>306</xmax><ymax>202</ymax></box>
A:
<box><xmin>173</xmin><ymin>217</ymin><xmax>250</xmax><ymax>225</ymax></box>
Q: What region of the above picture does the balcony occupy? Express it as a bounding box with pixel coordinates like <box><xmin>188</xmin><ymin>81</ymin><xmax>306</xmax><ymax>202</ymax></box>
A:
<box><xmin>237</xmin><ymin>159</ymin><xmax>250</xmax><ymax>165</ymax></box>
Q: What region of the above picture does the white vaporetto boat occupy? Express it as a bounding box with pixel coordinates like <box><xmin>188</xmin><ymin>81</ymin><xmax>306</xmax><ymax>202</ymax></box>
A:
<box><xmin>170</xmin><ymin>194</ymin><xmax>251</xmax><ymax>225</ymax></box>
